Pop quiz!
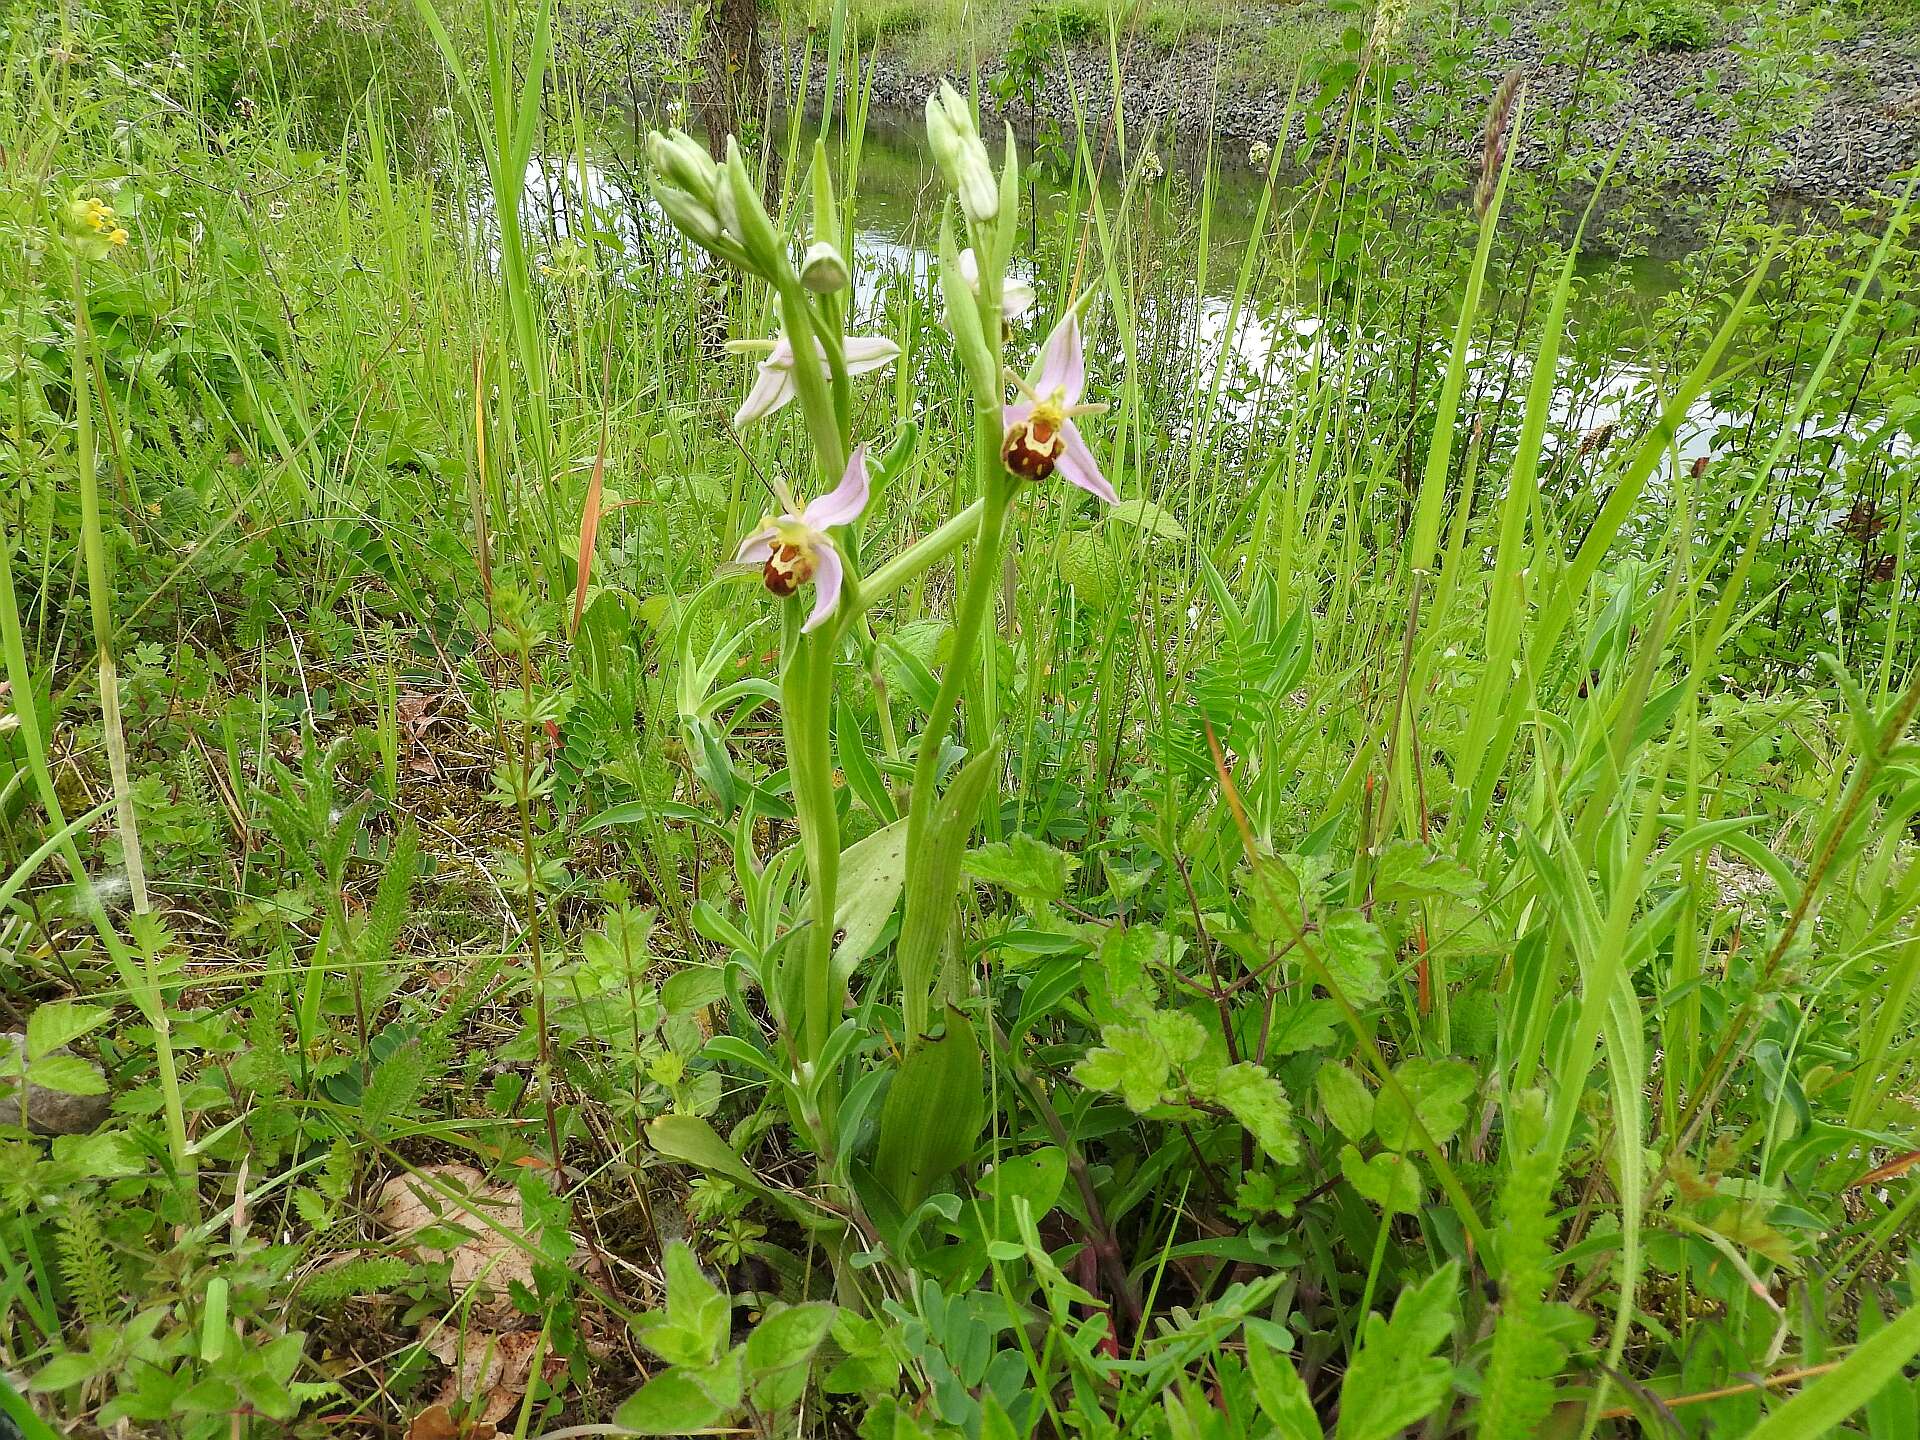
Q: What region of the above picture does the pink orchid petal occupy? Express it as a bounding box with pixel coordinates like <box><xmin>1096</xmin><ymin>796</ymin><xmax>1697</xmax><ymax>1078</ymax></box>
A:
<box><xmin>802</xmin><ymin>543</ymin><xmax>844</xmax><ymax>633</ymax></box>
<box><xmin>734</xmin><ymin>354</ymin><xmax>797</xmax><ymax>427</ymax></box>
<box><xmin>805</xmin><ymin>446</ymin><xmax>870</xmax><ymax>530</ymax></box>
<box><xmin>1055</xmin><ymin>419</ymin><xmax>1118</xmax><ymax>504</ymax></box>
<box><xmin>1035</xmin><ymin>310</ymin><xmax>1086</xmax><ymax>405</ymax></box>
<box><xmin>733</xmin><ymin>528</ymin><xmax>777</xmax><ymax>565</ymax></box>
<box><xmin>1003</xmin><ymin>401</ymin><xmax>1035</xmax><ymax>431</ymax></box>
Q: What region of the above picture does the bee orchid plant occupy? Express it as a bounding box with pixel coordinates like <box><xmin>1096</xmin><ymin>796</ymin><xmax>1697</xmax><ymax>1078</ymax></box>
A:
<box><xmin>644</xmin><ymin>85</ymin><xmax>1117</xmax><ymax>1228</ymax></box>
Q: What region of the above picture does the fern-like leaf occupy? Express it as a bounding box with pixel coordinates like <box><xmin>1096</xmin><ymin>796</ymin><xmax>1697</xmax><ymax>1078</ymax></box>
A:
<box><xmin>57</xmin><ymin>1199</ymin><xmax>121</xmax><ymax>1334</ymax></box>
<box><xmin>301</xmin><ymin>1256</ymin><xmax>418</xmax><ymax>1305</ymax></box>
<box><xmin>1478</xmin><ymin>1127</ymin><xmax>1567</xmax><ymax>1439</ymax></box>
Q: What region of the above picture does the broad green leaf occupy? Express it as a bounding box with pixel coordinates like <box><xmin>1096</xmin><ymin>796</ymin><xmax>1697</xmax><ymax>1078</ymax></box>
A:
<box><xmin>1335</xmin><ymin>1262</ymin><xmax>1459</xmax><ymax>1440</ymax></box>
<box><xmin>1058</xmin><ymin>530</ymin><xmax>1115</xmax><ymax>607</ymax></box>
<box><xmin>29</xmin><ymin>1351</ymin><xmax>103</xmax><ymax>1391</ymax></box>
<box><xmin>26</xmin><ymin>1003</ymin><xmax>113</xmax><ymax>1057</ymax></box>
<box><xmin>1106</xmin><ymin>496</ymin><xmax>1188</xmax><ymax>542</ymax></box>
<box><xmin>963</xmin><ymin>834</ymin><xmax>1078</xmax><ymax>907</ymax></box>
<box><xmin>636</xmin><ymin>1242</ymin><xmax>732</xmax><ymax>1368</ymax></box>
<box><xmin>1340</xmin><ymin>1145</ymin><xmax>1422</xmax><ymax>1214</ymax></box>
<box><xmin>898</xmin><ymin>746</ymin><xmax>1000</xmax><ymax>1042</ymax></box>
<box><xmin>1373</xmin><ymin>1058</ymin><xmax>1477</xmax><ymax>1152</ymax></box>
<box><xmin>647</xmin><ymin>1114</ymin><xmax>754</xmax><ymax>1187</ymax></box>
<box><xmin>746</xmin><ymin>1301</ymin><xmax>835</xmax><ymax>1408</ymax></box>
<box><xmin>835</xmin><ymin>818</ymin><xmax>909</xmax><ymax>967</ymax></box>
<box><xmin>1317</xmin><ymin>1063</ymin><xmax>1375</xmax><ymax>1141</ymax></box>
<box><xmin>875</xmin><ymin>1013</ymin><xmax>985</xmax><ymax>1210</ymax></box>
<box><xmin>613</xmin><ymin>1352</ymin><xmax>742</xmax><ymax>1435</ymax></box>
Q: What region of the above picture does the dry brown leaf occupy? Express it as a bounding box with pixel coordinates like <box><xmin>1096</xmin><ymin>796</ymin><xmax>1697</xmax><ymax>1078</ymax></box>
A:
<box><xmin>406</xmin><ymin>1403</ymin><xmax>490</xmax><ymax>1440</ymax></box>
<box><xmin>422</xmin><ymin>1326</ymin><xmax>556</xmax><ymax>1430</ymax></box>
<box><xmin>377</xmin><ymin>1165</ymin><xmax>536</xmax><ymax>1328</ymax></box>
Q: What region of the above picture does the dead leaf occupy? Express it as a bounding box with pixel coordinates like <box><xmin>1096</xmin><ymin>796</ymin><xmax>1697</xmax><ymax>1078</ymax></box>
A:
<box><xmin>406</xmin><ymin>1403</ymin><xmax>491</xmax><ymax>1440</ymax></box>
<box><xmin>421</xmin><ymin>1326</ymin><xmax>564</xmax><ymax>1431</ymax></box>
<box><xmin>1849</xmin><ymin>1149</ymin><xmax>1920</xmax><ymax>1190</ymax></box>
<box><xmin>377</xmin><ymin>1165</ymin><xmax>536</xmax><ymax>1329</ymax></box>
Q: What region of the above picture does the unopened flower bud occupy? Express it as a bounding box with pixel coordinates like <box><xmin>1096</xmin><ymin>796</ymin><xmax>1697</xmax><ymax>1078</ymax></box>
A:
<box><xmin>800</xmin><ymin>240</ymin><xmax>849</xmax><ymax>292</ymax></box>
<box><xmin>646</xmin><ymin>129</ymin><xmax>730</xmax><ymax>251</ymax></box>
<box><xmin>722</xmin><ymin>139</ymin><xmax>783</xmax><ymax>275</ymax></box>
<box><xmin>926</xmin><ymin>81</ymin><xmax>998</xmax><ymax>224</ymax></box>
<box><xmin>655</xmin><ymin>182</ymin><xmax>725</xmax><ymax>248</ymax></box>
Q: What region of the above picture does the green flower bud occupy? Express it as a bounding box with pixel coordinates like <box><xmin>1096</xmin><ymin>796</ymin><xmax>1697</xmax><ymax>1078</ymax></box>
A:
<box><xmin>925</xmin><ymin>82</ymin><xmax>998</xmax><ymax>224</ymax></box>
<box><xmin>800</xmin><ymin>240</ymin><xmax>849</xmax><ymax>292</ymax></box>
<box><xmin>722</xmin><ymin>138</ymin><xmax>784</xmax><ymax>277</ymax></box>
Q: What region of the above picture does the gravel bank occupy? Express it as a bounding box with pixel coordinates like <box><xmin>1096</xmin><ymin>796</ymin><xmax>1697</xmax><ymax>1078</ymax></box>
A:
<box><xmin>772</xmin><ymin>9</ymin><xmax>1920</xmax><ymax>210</ymax></box>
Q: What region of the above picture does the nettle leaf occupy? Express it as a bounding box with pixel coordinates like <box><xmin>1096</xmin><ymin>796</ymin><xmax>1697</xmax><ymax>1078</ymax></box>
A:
<box><xmin>27</xmin><ymin>1002</ymin><xmax>114</xmax><ymax>1057</ymax></box>
<box><xmin>1340</xmin><ymin>1145</ymin><xmax>1422</xmax><ymax>1214</ymax></box>
<box><xmin>963</xmin><ymin>834</ymin><xmax>1078</xmax><ymax>907</ymax></box>
<box><xmin>1317</xmin><ymin>1062</ymin><xmax>1375</xmax><ymax>1141</ymax></box>
<box><xmin>1317</xmin><ymin>910</ymin><xmax>1389</xmax><ymax>1008</ymax></box>
<box><xmin>1373</xmin><ymin>1058</ymin><xmax>1477</xmax><ymax>1152</ymax></box>
<box><xmin>1372</xmin><ymin>841</ymin><xmax>1482</xmax><ymax>907</ymax></box>
<box><xmin>1075</xmin><ymin>1009</ymin><xmax>1210</xmax><ymax>1112</ymax></box>
<box><xmin>1201</xmin><ymin>1062</ymin><xmax>1300</xmax><ymax>1164</ymax></box>
<box><xmin>1335</xmin><ymin>1262</ymin><xmax>1460</xmax><ymax>1440</ymax></box>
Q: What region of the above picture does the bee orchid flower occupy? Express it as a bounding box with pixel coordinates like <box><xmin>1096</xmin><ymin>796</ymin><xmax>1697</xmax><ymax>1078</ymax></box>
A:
<box><xmin>732</xmin><ymin>333</ymin><xmax>900</xmax><ymax>430</ymax></box>
<box><xmin>1002</xmin><ymin>309</ymin><xmax>1117</xmax><ymax>504</ymax></box>
<box><xmin>734</xmin><ymin>446</ymin><xmax>871</xmax><ymax>632</ymax></box>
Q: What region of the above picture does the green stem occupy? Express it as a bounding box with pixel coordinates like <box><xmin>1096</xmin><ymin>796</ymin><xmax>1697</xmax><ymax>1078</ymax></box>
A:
<box><xmin>898</xmin><ymin>479</ymin><xmax>1010</xmax><ymax>1043</ymax></box>
<box><xmin>784</xmin><ymin>626</ymin><xmax>842</xmax><ymax>1065</ymax></box>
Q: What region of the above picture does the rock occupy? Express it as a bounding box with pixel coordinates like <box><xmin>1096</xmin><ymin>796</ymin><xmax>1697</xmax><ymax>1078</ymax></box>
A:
<box><xmin>0</xmin><ymin>1031</ymin><xmax>112</xmax><ymax>1136</ymax></box>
